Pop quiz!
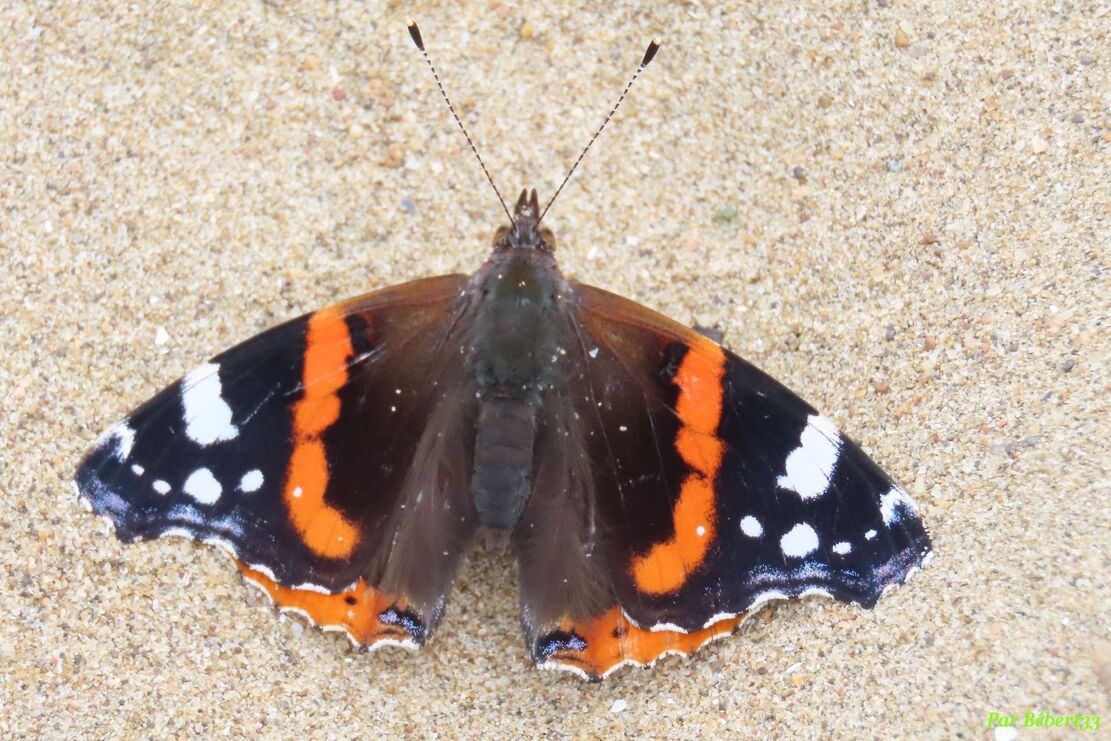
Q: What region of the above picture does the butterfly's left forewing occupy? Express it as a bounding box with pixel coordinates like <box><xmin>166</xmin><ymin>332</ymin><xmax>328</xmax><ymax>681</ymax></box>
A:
<box><xmin>515</xmin><ymin>284</ymin><xmax>932</xmax><ymax>680</ymax></box>
<box><xmin>76</xmin><ymin>274</ymin><xmax>481</xmax><ymax>649</ymax></box>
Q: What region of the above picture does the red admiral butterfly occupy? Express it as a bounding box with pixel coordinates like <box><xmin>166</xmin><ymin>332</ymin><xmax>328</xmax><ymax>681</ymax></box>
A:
<box><xmin>75</xmin><ymin>22</ymin><xmax>932</xmax><ymax>681</ymax></box>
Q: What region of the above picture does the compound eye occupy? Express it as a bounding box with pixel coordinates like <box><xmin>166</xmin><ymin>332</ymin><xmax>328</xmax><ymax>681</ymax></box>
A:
<box><xmin>539</xmin><ymin>227</ymin><xmax>556</xmax><ymax>252</ymax></box>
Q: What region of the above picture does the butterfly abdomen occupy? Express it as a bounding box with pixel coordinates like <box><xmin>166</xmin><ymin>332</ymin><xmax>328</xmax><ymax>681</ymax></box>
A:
<box><xmin>472</xmin><ymin>397</ymin><xmax>537</xmax><ymax>529</ymax></box>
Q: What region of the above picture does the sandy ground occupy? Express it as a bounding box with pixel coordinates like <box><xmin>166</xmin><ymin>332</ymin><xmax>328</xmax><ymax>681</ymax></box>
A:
<box><xmin>2</xmin><ymin>1</ymin><xmax>1108</xmax><ymax>738</ymax></box>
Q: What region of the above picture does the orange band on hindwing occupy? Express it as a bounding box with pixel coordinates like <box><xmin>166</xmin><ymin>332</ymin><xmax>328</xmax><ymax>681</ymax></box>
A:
<box><xmin>235</xmin><ymin>560</ymin><xmax>416</xmax><ymax>646</ymax></box>
<box><xmin>283</xmin><ymin>307</ymin><xmax>362</xmax><ymax>558</ymax></box>
<box><xmin>542</xmin><ymin>607</ymin><xmax>748</xmax><ymax>679</ymax></box>
<box><xmin>631</xmin><ymin>339</ymin><xmax>726</xmax><ymax>594</ymax></box>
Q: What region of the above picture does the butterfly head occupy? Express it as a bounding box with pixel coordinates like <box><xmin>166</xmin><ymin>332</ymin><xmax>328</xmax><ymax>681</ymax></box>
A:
<box><xmin>494</xmin><ymin>188</ymin><xmax>555</xmax><ymax>253</ymax></box>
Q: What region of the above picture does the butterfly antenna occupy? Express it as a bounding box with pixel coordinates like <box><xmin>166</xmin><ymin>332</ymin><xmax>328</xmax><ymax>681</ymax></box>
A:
<box><xmin>407</xmin><ymin>20</ymin><xmax>514</xmax><ymax>225</ymax></box>
<box><xmin>539</xmin><ymin>38</ymin><xmax>661</xmax><ymax>224</ymax></box>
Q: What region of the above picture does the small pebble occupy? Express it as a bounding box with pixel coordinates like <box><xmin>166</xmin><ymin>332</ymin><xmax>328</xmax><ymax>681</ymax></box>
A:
<box><xmin>1059</xmin><ymin>358</ymin><xmax>1075</xmax><ymax>372</ymax></box>
<box><xmin>894</xmin><ymin>26</ymin><xmax>911</xmax><ymax>49</ymax></box>
<box><xmin>714</xmin><ymin>207</ymin><xmax>738</xmax><ymax>224</ymax></box>
<box><xmin>885</xmin><ymin>158</ymin><xmax>904</xmax><ymax>172</ymax></box>
<box><xmin>609</xmin><ymin>699</ymin><xmax>628</xmax><ymax>713</ymax></box>
<box><xmin>331</xmin><ymin>88</ymin><xmax>347</xmax><ymax>101</ymax></box>
<box><xmin>694</xmin><ymin>324</ymin><xmax>724</xmax><ymax>344</ymax></box>
<box><xmin>885</xmin><ymin>325</ymin><xmax>896</xmax><ymax>341</ymax></box>
<box><xmin>400</xmin><ymin>196</ymin><xmax>416</xmax><ymax>213</ymax></box>
<box><xmin>908</xmin><ymin>42</ymin><xmax>931</xmax><ymax>59</ymax></box>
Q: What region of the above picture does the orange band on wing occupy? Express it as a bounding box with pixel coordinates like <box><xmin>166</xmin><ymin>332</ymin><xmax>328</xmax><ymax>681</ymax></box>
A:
<box><xmin>284</xmin><ymin>307</ymin><xmax>361</xmax><ymax>558</ymax></box>
<box><xmin>631</xmin><ymin>339</ymin><xmax>726</xmax><ymax>594</ymax></box>
<box><xmin>235</xmin><ymin>560</ymin><xmax>416</xmax><ymax>647</ymax></box>
<box><xmin>541</xmin><ymin>607</ymin><xmax>747</xmax><ymax>679</ymax></box>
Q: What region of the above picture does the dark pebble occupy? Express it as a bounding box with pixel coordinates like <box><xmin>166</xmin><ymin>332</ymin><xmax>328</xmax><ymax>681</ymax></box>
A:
<box><xmin>694</xmin><ymin>324</ymin><xmax>724</xmax><ymax>344</ymax></box>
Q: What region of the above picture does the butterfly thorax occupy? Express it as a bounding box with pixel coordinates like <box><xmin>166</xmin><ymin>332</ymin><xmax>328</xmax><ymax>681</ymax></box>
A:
<box><xmin>468</xmin><ymin>197</ymin><xmax>569</xmax><ymax>530</ymax></box>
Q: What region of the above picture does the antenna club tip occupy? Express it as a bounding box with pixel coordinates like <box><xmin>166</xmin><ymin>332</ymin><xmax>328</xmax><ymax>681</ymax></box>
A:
<box><xmin>641</xmin><ymin>38</ymin><xmax>661</xmax><ymax>67</ymax></box>
<box><xmin>407</xmin><ymin>20</ymin><xmax>425</xmax><ymax>51</ymax></box>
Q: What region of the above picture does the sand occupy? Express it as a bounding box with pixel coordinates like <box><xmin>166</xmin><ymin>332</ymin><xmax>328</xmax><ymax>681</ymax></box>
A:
<box><xmin>2</xmin><ymin>1</ymin><xmax>1108</xmax><ymax>737</ymax></box>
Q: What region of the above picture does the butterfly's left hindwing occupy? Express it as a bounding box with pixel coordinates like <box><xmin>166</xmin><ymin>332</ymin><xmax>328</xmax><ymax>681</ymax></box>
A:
<box><xmin>515</xmin><ymin>284</ymin><xmax>932</xmax><ymax>680</ymax></box>
<box><xmin>76</xmin><ymin>274</ymin><xmax>481</xmax><ymax>649</ymax></box>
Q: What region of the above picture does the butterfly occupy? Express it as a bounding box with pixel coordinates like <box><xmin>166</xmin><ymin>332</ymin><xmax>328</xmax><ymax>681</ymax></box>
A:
<box><xmin>74</xmin><ymin>22</ymin><xmax>932</xmax><ymax>681</ymax></box>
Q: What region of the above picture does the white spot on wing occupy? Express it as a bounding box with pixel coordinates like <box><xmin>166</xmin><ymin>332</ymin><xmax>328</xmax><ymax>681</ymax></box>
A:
<box><xmin>239</xmin><ymin>469</ymin><xmax>264</xmax><ymax>493</ymax></box>
<box><xmin>648</xmin><ymin>622</ymin><xmax>684</xmax><ymax>633</ymax></box>
<box><xmin>291</xmin><ymin>582</ymin><xmax>332</xmax><ymax>594</ymax></box>
<box><xmin>130</xmin><ymin>464</ymin><xmax>145</xmax><ymax>476</ymax></box>
<box><xmin>879</xmin><ymin>486</ymin><xmax>917</xmax><ymax>525</ymax></box>
<box><xmin>160</xmin><ymin>527</ymin><xmax>195</xmax><ymax>540</ymax></box>
<box><xmin>780</xmin><ymin>522</ymin><xmax>819</xmax><ymax>558</ymax></box>
<box><xmin>800</xmin><ymin>586</ymin><xmax>832</xmax><ymax>599</ymax></box>
<box><xmin>702</xmin><ymin>611</ymin><xmax>739</xmax><ymax>629</ymax></box>
<box><xmin>776</xmin><ymin>414</ymin><xmax>842</xmax><ymax>500</ymax></box>
<box><xmin>182</xmin><ymin>363</ymin><xmax>239</xmax><ymax>446</ymax></box>
<box><xmin>152</xmin><ymin>479</ymin><xmax>171</xmax><ymax>495</ymax></box>
<box><xmin>832</xmin><ymin>541</ymin><xmax>852</xmax><ymax>555</ymax></box>
<box><xmin>183</xmin><ymin>467</ymin><xmax>222</xmax><ymax>505</ymax></box>
<box><xmin>246</xmin><ymin>562</ymin><xmax>277</xmax><ymax>582</ymax></box>
<box><xmin>864</xmin><ymin>529</ymin><xmax>878</xmax><ymax>540</ymax></box>
<box><xmin>749</xmin><ymin>590</ymin><xmax>788</xmax><ymax>610</ymax></box>
<box><xmin>100</xmin><ymin>422</ymin><xmax>136</xmax><ymax>461</ymax></box>
<box><xmin>740</xmin><ymin>515</ymin><xmax>763</xmax><ymax>537</ymax></box>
